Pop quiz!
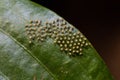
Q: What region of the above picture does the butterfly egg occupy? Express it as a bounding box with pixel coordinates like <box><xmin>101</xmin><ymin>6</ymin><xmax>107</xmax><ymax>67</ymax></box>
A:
<box><xmin>59</xmin><ymin>37</ymin><xmax>63</xmax><ymax>40</ymax></box>
<box><xmin>29</xmin><ymin>40</ymin><xmax>32</xmax><ymax>44</ymax></box>
<box><xmin>67</xmin><ymin>37</ymin><xmax>71</xmax><ymax>40</ymax></box>
<box><xmin>74</xmin><ymin>39</ymin><xmax>78</xmax><ymax>42</ymax></box>
<box><xmin>70</xmin><ymin>40</ymin><xmax>74</xmax><ymax>43</ymax></box>
<box><xmin>76</xmin><ymin>50</ymin><xmax>79</xmax><ymax>53</ymax></box>
<box><xmin>60</xmin><ymin>44</ymin><xmax>63</xmax><ymax>47</ymax></box>
<box><xmin>69</xmin><ymin>44</ymin><xmax>72</xmax><ymax>47</ymax></box>
<box><xmin>76</xmin><ymin>35</ymin><xmax>80</xmax><ymax>38</ymax></box>
<box><xmin>40</xmin><ymin>38</ymin><xmax>44</xmax><ymax>42</ymax></box>
<box><xmin>54</xmin><ymin>40</ymin><xmax>57</xmax><ymax>43</ymax></box>
<box><xmin>53</xmin><ymin>31</ymin><xmax>57</xmax><ymax>34</ymax></box>
<box><xmin>65</xmin><ymin>48</ymin><xmax>68</xmax><ymax>51</ymax></box>
<box><xmin>73</xmin><ymin>33</ymin><xmax>76</xmax><ymax>36</ymax></box>
<box><xmin>79</xmin><ymin>38</ymin><xmax>82</xmax><ymax>42</ymax></box>
<box><xmin>68</xmin><ymin>52</ymin><xmax>72</xmax><ymax>55</ymax></box>
<box><xmin>82</xmin><ymin>41</ymin><xmax>85</xmax><ymax>44</ymax></box>
<box><xmin>64</xmin><ymin>44</ymin><xmax>67</xmax><ymax>47</ymax></box>
<box><xmin>29</xmin><ymin>36</ymin><xmax>33</xmax><ymax>39</ymax></box>
<box><xmin>66</xmin><ymin>41</ymin><xmax>70</xmax><ymax>44</ymax></box>
<box><xmin>85</xmin><ymin>43</ymin><xmax>89</xmax><ymax>46</ymax></box>
<box><xmin>72</xmin><ymin>36</ymin><xmax>75</xmax><ymax>39</ymax></box>
<box><xmin>80</xmin><ymin>34</ymin><xmax>84</xmax><ymax>38</ymax></box>
<box><xmin>60</xmin><ymin>48</ymin><xmax>64</xmax><ymax>51</ymax></box>
<box><xmin>72</xmin><ymin>46</ymin><xmax>76</xmax><ymax>49</ymax></box>
<box><xmin>69</xmin><ymin>49</ymin><xmax>72</xmax><ymax>52</ymax></box>
<box><xmin>73</xmin><ymin>43</ymin><xmax>77</xmax><ymax>46</ymax></box>
<box><xmin>76</xmin><ymin>46</ymin><xmax>79</xmax><ymax>49</ymax></box>
<box><xmin>26</xmin><ymin>31</ymin><xmax>31</xmax><ymax>35</ymax></box>
<box><xmin>57</xmin><ymin>40</ymin><xmax>61</xmax><ymax>44</ymax></box>
<box><xmin>64</xmin><ymin>36</ymin><xmax>67</xmax><ymax>40</ymax></box>
<box><xmin>68</xmin><ymin>33</ymin><xmax>72</xmax><ymax>37</ymax></box>
<box><xmin>81</xmin><ymin>44</ymin><xmax>84</xmax><ymax>47</ymax></box>
<box><xmin>83</xmin><ymin>37</ymin><xmax>87</xmax><ymax>41</ymax></box>
<box><xmin>77</xmin><ymin>42</ymin><xmax>81</xmax><ymax>45</ymax></box>
<box><xmin>79</xmin><ymin>52</ymin><xmax>82</xmax><ymax>55</ymax></box>
<box><xmin>88</xmin><ymin>43</ymin><xmax>91</xmax><ymax>45</ymax></box>
<box><xmin>72</xmin><ymin>50</ymin><xmax>76</xmax><ymax>53</ymax></box>
<box><xmin>62</xmin><ymin>41</ymin><xmax>65</xmax><ymax>44</ymax></box>
<box><xmin>80</xmin><ymin>48</ymin><xmax>82</xmax><ymax>51</ymax></box>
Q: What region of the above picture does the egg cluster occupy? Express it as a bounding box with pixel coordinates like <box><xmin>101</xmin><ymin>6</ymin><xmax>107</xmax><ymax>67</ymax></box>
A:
<box><xmin>25</xmin><ymin>20</ymin><xmax>41</xmax><ymax>43</ymax></box>
<box><xmin>54</xmin><ymin>32</ymin><xmax>90</xmax><ymax>55</ymax></box>
<box><xmin>25</xmin><ymin>18</ymin><xmax>90</xmax><ymax>56</ymax></box>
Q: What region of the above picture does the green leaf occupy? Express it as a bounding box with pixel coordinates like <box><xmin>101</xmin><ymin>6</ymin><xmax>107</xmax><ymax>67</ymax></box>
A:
<box><xmin>0</xmin><ymin>0</ymin><xmax>113</xmax><ymax>80</ymax></box>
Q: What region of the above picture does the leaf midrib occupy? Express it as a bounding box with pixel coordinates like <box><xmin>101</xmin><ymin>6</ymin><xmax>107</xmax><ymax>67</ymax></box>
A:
<box><xmin>0</xmin><ymin>28</ymin><xmax>58</xmax><ymax>80</ymax></box>
<box><xmin>0</xmin><ymin>0</ymin><xmax>58</xmax><ymax>79</ymax></box>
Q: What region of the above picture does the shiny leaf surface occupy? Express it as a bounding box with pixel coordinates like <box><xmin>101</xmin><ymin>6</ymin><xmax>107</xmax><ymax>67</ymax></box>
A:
<box><xmin>0</xmin><ymin>0</ymin><xmax>113</xmax><ymax>80</ymax></box>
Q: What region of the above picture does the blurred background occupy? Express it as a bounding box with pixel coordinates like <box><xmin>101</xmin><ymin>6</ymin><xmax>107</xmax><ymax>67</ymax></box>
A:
<box><xmin>32</xmin><ymin>0</ymin><xmax>120</xmax><ymax>79</ymax></box>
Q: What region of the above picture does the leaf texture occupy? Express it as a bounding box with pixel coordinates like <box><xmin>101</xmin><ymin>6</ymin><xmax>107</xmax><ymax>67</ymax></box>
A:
<box><xmin>0</xmin><ymin>0</ymin><xmax>113</xmax><ymax>80</ymax></box>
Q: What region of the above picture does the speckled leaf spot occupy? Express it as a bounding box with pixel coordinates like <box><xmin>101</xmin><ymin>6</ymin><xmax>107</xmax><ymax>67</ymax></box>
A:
<box><xmin>25</xmin><ymin>18</ymin><xmax>91</xmax><ymax>56</ymax></box>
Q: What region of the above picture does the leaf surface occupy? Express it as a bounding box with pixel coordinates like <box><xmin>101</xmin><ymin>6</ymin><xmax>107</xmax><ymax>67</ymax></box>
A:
<box><xmin>0</xmin><ymin>0</ymin><xmax>113</xmax><ymax>80</ymax></box>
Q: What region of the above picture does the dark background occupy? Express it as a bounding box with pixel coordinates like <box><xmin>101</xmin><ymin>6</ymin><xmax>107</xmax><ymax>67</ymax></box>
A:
<box><xmin>32</xmin><ymin>0</ymin><xmax>120</xmax><ymax>79</ymax></box>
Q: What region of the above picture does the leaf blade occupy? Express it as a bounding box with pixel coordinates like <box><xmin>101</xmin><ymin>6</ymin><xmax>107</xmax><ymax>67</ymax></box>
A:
<box><xmin>0</xmin><ymin>0</ymin><xmax>114</xmax><ymax>80</ymax></box>
<box><xmin>0</xmin><ymin>29</ymin><xmax>54</xmax><ymax>80</ymax></box>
